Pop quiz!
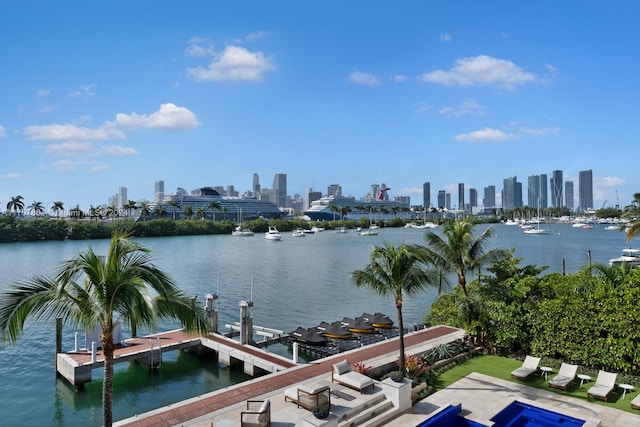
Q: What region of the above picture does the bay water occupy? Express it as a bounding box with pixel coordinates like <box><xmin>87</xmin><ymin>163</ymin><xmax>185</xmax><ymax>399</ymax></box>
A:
<box><xmin>0</xmin><ymin>223</ymin><xmax>629</xmax><ymax>426</ymax></box>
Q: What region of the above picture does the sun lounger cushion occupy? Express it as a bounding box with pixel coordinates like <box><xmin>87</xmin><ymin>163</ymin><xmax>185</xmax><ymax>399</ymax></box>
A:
<box><xmin>587</xmin><ymin>370</ymin><xmax>617</xmax><ymax>402</ymax></box>
<box><xmin>510</xmin><ymin>356</ymin><xmax>541</xmax><ymax>380</ymax></box>
<box><xmin>631</xmin><ymin>393</ymin><xmax>640</xmax><ymax>410</ymax></box>
<box><xmin>284</xmin><ymin>384</ymin><xmax>330</xmax><ymax>411</ymax></box>
<box><xmin>259</xmin><ymin>399</ymin><xmax>270</xmax><ymax>413</ymax></box>
<box><xmin>548</xmin><ymin>363</ymin><xmax>578</xmax><ymax>391</ymax></box>
<box><xmin>334</xmin><ymin>360</ymin><xmax>351</xmax><ymax>375</ymax></box>
<box><xmin>331</xmin><ymin>360</ymin><xmax>374</xmax><ymax>393</ymax></box>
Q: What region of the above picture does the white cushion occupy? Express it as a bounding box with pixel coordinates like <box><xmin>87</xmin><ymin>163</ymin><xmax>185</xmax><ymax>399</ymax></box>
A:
<box><xmin>259</xmin><ymin>399</ymin><xmax>270</xmax><ymax>413</ymax></box>
<box><xmin>334</xmin><ymin>360</ymin><xmax>350</xmax><ymax>375</ymax></box>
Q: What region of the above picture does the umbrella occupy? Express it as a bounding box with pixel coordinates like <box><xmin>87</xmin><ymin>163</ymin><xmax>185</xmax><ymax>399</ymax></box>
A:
<box><xmin>317</xmin><ymin>321</ymin><xmax>352</xmax><ymax>339</ymax></box>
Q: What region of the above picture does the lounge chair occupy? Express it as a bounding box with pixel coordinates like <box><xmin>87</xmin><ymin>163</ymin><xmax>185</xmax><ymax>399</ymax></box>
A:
<box><xmin>631</xmin><ymin>393</ymin><xmax>640</xmax><ymax>410</ymax></box>
<box><xmin>240</xmin><ymin>399</ymin><xmax>271</xmax><ymax>427</ymax></box>
<box><xmin>548</xmin><ymin>363</ymin><xmax>578</xmax><ymax>391</ymax></box>
<box><xmin>284</xmin><ymin>384</ymin><xmax>330</xmax><ymax>411</ymax></box>
<box><xmin>510</xmin><ymin>356</ymin><xmax>541</xmax><ymax>380</ymax></box>
<box><xmin>587</xmin><ymin>370</ymin><xmax>617</xmax><ymax>402</ymax></box>
<box><xmin>332</xmin><ymin>359</ymin><xmax>375</xmax><ymax>393</ymax></box>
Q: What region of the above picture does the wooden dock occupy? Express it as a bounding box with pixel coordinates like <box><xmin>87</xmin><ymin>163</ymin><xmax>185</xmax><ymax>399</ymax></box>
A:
<box><xmin>56</xmin><ymin>329</ymin><xmax>296</xmax><ymax>389</ymax></box>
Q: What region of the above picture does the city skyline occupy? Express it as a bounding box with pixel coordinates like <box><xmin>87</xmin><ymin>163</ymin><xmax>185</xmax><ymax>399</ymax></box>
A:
<box><xmin>2</xmin><ymin>2</ymin><xmax>639</xmax><ymax>211</ymax></box>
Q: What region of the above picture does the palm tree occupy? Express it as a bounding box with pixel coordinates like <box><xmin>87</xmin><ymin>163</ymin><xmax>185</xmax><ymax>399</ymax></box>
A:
<box><xmin>208</xmin><ymin>201</ymin><xmax>221</xmax><ymax>221</ymax></box>
<box><xmin>106</xmin><ymin>205</ymin><xmax>119</xmax><ymax>221</ymax></box>
<box><xmin>28</xmin><ymin>201</ymin><xmax>45</xmax><ymax>217</ymax></box>
<box><xmin>154</xmin><ymin>205</ymin><xmax>167</xmax><ymax>218</ymax></box>
<box><xmin>183</xmin><ymin>205</ymin><xmax>193</xmax><ymax>220</ymax></box>
<box><xmin>69</xmin><ymin>204</ymin><xmax>83</xmax><ymax>220</ymax></box>
<box><xmin>169</xmin><ymin>200</ymin><xmax>180</xmax><ymax>221</ymax></box>
<box><xmin>422</xmin><ymin>219</ymin><xmax>506</xmax><ymax>296</ymax></box>
<box><xmin>124</xmin><ymin>200</ymin><xmax>137</xmax><ymax>218</ymax></box>
<box><xmin>329</xmin><ymin>204</ymin><xmax>339</xmax><ymax>221</ymax></box>
<box><xmin>139</xmin><ymin>202</ymin><xmax>151</xmax><ymax>221</ymax></box>
<box><xmin>0</xmin><ymin>227</ymin><xmax>208</xmax><ymax>427</ymax></box>
<box><xmin>622</xmin><ymin>192</ymin><xmax>640</xmax><ymax>242</ymax></box>
<box><xmin>51</xmin><ymin>201</ymin><xmax>64</xmax><ymax>218</ymax></box>
<box><xmin>195</xmin><ymin>207</ymin><xmax>205</xmax><ymax>220</ymax></box>
<box><xmin>6</xmin><ymin>195</ymin><xmax>24</xmax><ymax>215</ymax></box>
<box><xmin>351</xmin><ymin>243</ymin><xmax>439</xmax><ymax>378</ymax></box>
<box><xmin>220</xmin><ymin>206</ymin><xmax>229</xmax><ymax>220</ymax></box>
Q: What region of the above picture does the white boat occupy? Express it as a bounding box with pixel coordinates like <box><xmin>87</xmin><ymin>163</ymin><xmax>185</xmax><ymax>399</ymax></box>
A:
<box><xmin>504</xmin><ymin>219</ymin><xmax>520</xmax><ymax>226</ymax></box>
<box><xmin>524</xmin><ymin>203</ymin><xmax>553</xmax><ymax>235</ymax></box>
<box><xmin>333</xmin><ymin>226</ymin><xmax>347</xmax><ymax>233</ymax></box>
<box><xmin>609</xmin><ymin>248</ymin><xmax>640</xmax><ymax>267</ymax></box>
<box><xmin>310</xmin><ymin>226</ymin><xmax>325</xmax><ymax>233</ymax></box>
<box><xmin>231</xmin><ymin>207</ymin><xmax>254</xmax><ymax>236</ymax></box>
<box><xmin>359</xmin><ymin>228</ymin><xmax>379</xmax><ymax>236</ymax></box>
<box><xmin>292</xmin><ymin>228</ymin><xmax>306</xmax><ymax>237</ymax></box>
<box><xmin>604</xmin><ymin>225</ymin><xmax>620</xmax><ymax>231</ymax></box>
<box><xmin>265</xmin><ymin>226</ymin><xmax>282</xmax><ymax>240</ymax></box>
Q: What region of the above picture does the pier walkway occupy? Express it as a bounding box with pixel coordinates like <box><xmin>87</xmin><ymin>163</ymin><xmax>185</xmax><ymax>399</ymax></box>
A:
<box><xmin>57</xmin><ymin>329</ymin><xmax>296</xmax><ymax>388</ymax></box>
<box><xmin>115</xmin><ymin>325</ymin><xmax>463</xmax><ymax>427</ymax></box>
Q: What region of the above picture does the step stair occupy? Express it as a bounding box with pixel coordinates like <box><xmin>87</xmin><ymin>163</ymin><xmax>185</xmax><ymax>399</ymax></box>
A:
<box><xmin>337</xmin><ymin>394</ymin><xmax>397</xmax><ymax>427</ymax></box>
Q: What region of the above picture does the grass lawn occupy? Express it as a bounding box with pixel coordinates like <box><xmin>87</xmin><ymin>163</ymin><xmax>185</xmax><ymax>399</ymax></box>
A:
<box><xmin>434</xmin><ymin>355</ymin><xmax>640</xmax><ymax>415</ymax></box>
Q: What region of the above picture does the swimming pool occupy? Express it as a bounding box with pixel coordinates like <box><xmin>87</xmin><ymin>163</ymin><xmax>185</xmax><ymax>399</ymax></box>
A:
<box><xmin>418</xmin><ymin>401</ymin><xmax>586</xmax><ymax>427</ymax></box>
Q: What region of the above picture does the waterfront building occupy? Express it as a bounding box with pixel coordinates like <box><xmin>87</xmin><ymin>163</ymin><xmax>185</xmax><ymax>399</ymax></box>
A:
<box><xmin>154</xmin><ymin>181</ymin><xmax>164</xmax><ymax>203</ymax></box>
<box><xmin>445</xmin><ymin>193</ymin><xmax>451</xmax><ymax>210</ymax></box>
<box><xmin>252</xmin><ymin>173</ymin><xmax>261</xmax><ymax>195</ymax></box>
<box><xmin>483</xmin><ymin>185</ymin><xmax>496</xmax><ymax>210</ymax></box>
<box><xmin>458</xmin><ymin>183</ymin><xmax>465</xmax><ymax>211</ymax></box>
<box><xmin>423</xmin><ymin>182</ymin><xmax>431</xmax><ymax>208</ymax></box>
<box><xmin>469</xmin><ymin>188</ymin><xmax>477</xmax><ymax>209</ymax></box>
<box><xmin>502</xmin><ymin>176</ymin><xmax>522</xmax><ymax>209</ymax></box>
<box><xmin>540</xmin><ymin>174</ymin><xmax>548</xmax><ymax>208</ymax></box>
<box><xmin>578</xmin><ymin>169</ymin><xmax>593</xmax><ymax>212</ymax></box>
<box><xmin>273</xmin><ymin>173</ymin><xmax>287</xmax><ymax>208</ymax></box>
<box><xmin>527</xmin><ymin>175</ymin><xmax>540</xmax><ymax>207</ymax></box>
<box><xmin>118</xmin><ymin>187</ymin><xmax>128</xmax><ymax>210</ymax></box>
<box><xmin>437</xmin><ymin>190</ymin><xmax>446</xmax><ymax>209</ymax></box>
<box><xmin>565</xmin><ymin>181</ymin><xmax>574</xmax><ymax>211</ymax></box>
<box><xmin>551</xmin><ymin>170</ymin><xmax>563</xmax><ymax>208</ymax></box>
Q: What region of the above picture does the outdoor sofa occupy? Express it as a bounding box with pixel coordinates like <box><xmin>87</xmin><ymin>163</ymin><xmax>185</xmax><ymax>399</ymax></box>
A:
<box><xmin>284</xmin><ymin>383</ymin><xmax>330</xmax><ymax>411</ymax></box>
<box><xmin>240</xmin><ymin>399</ymin><xmax>271</xmax><ymax>427</ymax></box>
<box><xmin>331</xmin><ymin>359</ymin><xmax>375</xmax><ymax>393</ymax></box>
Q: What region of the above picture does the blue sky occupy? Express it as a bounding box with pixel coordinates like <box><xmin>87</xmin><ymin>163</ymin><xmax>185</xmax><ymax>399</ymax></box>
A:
<box><xmin>1</xmin><ymin>1</ymin><xmax>639</xmax><ymax>212</ymax></box>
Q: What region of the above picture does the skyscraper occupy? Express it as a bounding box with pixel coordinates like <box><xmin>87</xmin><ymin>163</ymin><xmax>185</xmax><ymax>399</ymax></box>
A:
<box><xmin>252</xmin><ymin>173</ymin><xmax>260</xmax><ymax>195</ymax></box>
<box><xmin>565</xmin><ymin>181</ymin><xmax>574</xmax><ymax>211</ymax></box>
<box><xmin>469</xmin><ymin>188</ymin><xmax>477</xmax><ymax>209</ymax></box>
<box><xmin>437</xmin><ymin>190</ymin><xmax>446</xmax><ymax>209</ymax></box>
<box><xmin>458</xmin><ymin>183</ymin><xmax>465</xmax><ymax>210</ymax></box>
<box><xmin>327</xmin><ymin>184</ymin><xmax>341</xmax><ymax>196</ymax></box>
<box><xmin>527</xmin><ymin>175</ymin><xmax>540</xmax><ymax>207</ymax></box>
<box><xmin>540</xmin><ymin>174</ymin><xmax>548</xmax><ymax>208</ymax></box>
<box><xmin>550</xmin><ymin>170</ymin><xmax>563</xmax><ymax>208</ymax></box>
<box><xmin>423</xmin><ymin>182</ymin><xmax>431</xmax><ymax>208</ymax></box>
<box><xmin>154</xmin><ymin>180</ymin><xmax>164</xmax><ymax>203</ymax></box>
<box><xmin>306</xmin><ymin>187</ymin><xmax>322</xmax><ymax>210</ymax></box>
<box><xmin>502</xmin><ymin>176</ymin><xmax>522</xmax><ymax>209</ymax></box>
<box><xmin>117</xmin><ymin>187</ymin><xmax>127</xmax><ymax>209</ymax></box>
<box><xmin>483</xmin><ymin>186</ymin><xmax>496</xmax><ymax>209</ymax></box>
<box><xmin>272</xmin><ymin>173</ymin><xmax>287</xmax><ymax>208</ymax></box>
<box><xmin>578</xmin><ymin>169</ymin><xmax>593</xmax><ymax>212</ymax></box>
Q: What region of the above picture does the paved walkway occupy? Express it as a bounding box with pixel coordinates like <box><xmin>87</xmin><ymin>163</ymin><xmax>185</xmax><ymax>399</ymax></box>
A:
<box><xmin>115</xmin><ymin>325</ymin><xmax>461</xmax><ymax>427</ymax></box>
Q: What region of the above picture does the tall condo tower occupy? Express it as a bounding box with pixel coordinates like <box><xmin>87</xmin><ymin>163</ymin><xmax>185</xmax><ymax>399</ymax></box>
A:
<box><xmin>483</xmin><ymin>186</ymin><xmax>496</xmax><ymax>209</ymax></box>
<box><xmin>272</xmin><ymin>173</ymin><xmax>287</xmax><ymax>208</ymax></box>
<box><xmin>550</xmin><ymin>170</ymin><xmax>563</xmax><ymax>208</ymax></box>
<box><xmin>154</xmin><ymin>181</ymin><xmax>164</xmax><ymax>203</ymax></box>
<box><xmin>458</xmin><ymin>183</ymin><xmax>465</xmax><ymax>211</ymax></box>
<box><xmin>578</xmin><ymin>169</ymin><xmax>593</xmax><ymax>212</ymax></box>
<box><xmin>252</xmin><ymin>173</ymin><xmax>260</xmax><ymax>195</ymax></box>
<box><xmin>565</xmin><ymin>181</ymin><xmax>574</xmax><ymax>211</ymax></box>
<box><xmin>423</xmin><ymin>182</ymin><xmax>431</xmax><ymax>208</ymax></box>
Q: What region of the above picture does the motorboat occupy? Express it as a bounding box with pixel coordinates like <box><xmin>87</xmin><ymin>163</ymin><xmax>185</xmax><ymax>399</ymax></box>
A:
<box><xmin>292</xmin><ymin>228</ymin><xmax>306</xmax><ymax>237</ymax></box>
<box><xmin>523</xmin><ymin>226</ymin><xmax>553</xmax><ymax>235</ymax></box>
<box><xmin>310</xmin><ymin>226</ymin><xmax>325</xmax><ymax>233</ymax></box>
<box><xmin>609</xmin><ymin>248</ymin><xmax>640</xmax><ymax>267</ymax></box>
<box><xmin>265</xmin><ymin>226</ymin><xmax>282</xmax><ymax>241</ymax></box>
<box><xmin>359</xmin><ymin>228</ymin><xmax>379</xmax><ymax>236</ymax></box>
<box><xmin>333</xmin><ymin>226</ymin><xmax>347</xmax><ymax>233</ymax></box>
<box><xmin>231</xmin><ymin>226</ymin><xmax>254</xmax><ymax>236</ymax></box>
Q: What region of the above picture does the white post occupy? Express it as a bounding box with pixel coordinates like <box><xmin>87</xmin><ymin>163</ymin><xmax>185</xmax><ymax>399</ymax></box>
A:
<box><xmin>293</xmin><ymin>342</ymin><xmax>299</xmax><ymax>364</ymax></box>
<box><xmin>91</xmin><ymin>341</ymin><xmax>97</xmax><ymax>363</ymax></box>
<box><xmin>74</xmin><ymin>332</ymin><xmax>79</xmax><ymax>352</ymax></box>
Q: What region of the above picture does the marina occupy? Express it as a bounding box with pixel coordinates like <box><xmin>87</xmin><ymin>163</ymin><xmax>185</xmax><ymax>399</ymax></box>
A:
<box><xmin>0</xmin><ymin>223</ymin><xmax>633</xmax><ymax>426</ymax></box>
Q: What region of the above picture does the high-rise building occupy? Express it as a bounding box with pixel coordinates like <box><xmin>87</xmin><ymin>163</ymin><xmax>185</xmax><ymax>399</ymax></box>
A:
<box><xmin>117</xmin><ymin>187</ymin><xmax>127</xmax><ymax>209</ymax></box>
<box><xmin>502</xmin><ymin>176</ymin><xmax>518</xmax><ymax>209</ymax></box>
<box><xmin>458</xmin><ymin>183</ymin><xmax>465</xmax><ymax>210</ymax></box>
<box><xmin>527</xmin><ymin>175</ymin><xmax>540</xmax><ymax>207</ymax></box>
<box><xmin>154</xmin><ymin>181</ymin><xmax>164</xmax><ymax>203</ymax></box>
<box><xmin>483</xmin><ymin>186</ymin><xmax>496</xmax><ymax>209</ymax></box>
<box><xmin>540</xmin><ymin>174</ymin><xmax>548</xmax><ymax>208</ymax></box>
<box><xmin>445</xmin><ymin>193</ymin><xmax>451</xmax><ymax>210</ymax></box>
<box><xmin>565</xmin><ymin>181</ymin><xmax>574</xmax><ymax>211</ymax></box>
<box><xmin>327</xmin><ymin>184</ymin><xmax>342</xmax><ymax>196</ymax></box>
<box><xmin>578</xmin><ymin>169</ymin><xmax>593</xmax><ymax>212</ymax></box>
<box><xmin>306</xmin><ymin>188</ymin><xmax>322</xmax><ymax>210</ymax></box>
<box><xmin>252</xmin><ymin>173</ymin><xmax>260</xmax><ymax>195</ymax></box>
<box><xmin>469</xmin><ymin>188</ymin><xmax>477</xmax><ymax>208</ymax></box>
<box><xmin>272</xmin><ymin>173</ymin><xmax>287</xmax><ymax>208</ymax></box>
<box><xmin>226</xmin><ymin>185</ymin><xmax>237</xmax><ymax>197</ymax></box>
<box><xmin>437</xmin><ymin>190</ymin><xmax>446</xmax><ymax>209</ymax></box>
<box><xmin>423</xmin><ymin>182</ymin><xmax>431</xmax><ymax>208</ymax></box>
<box><xmin>550</xmin><ymin>170</ymin><xmax>563</xmax><ymax>208</ymax></box>
<box><xmin>370</xmin><ymin>184</ymin><xmax>380</xmax><ymax>201</ymax></box>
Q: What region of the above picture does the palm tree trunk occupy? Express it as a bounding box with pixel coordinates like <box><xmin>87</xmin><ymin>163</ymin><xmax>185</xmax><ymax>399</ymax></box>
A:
<box><xmin>101</xmin><ymin>333</ymin><xmax>115</xmax><ymax>427</ymax></box>
<box><xmin>396</xmin><ymin>299</ymin><xmax>405</xmax><ymax>378</ymax></box>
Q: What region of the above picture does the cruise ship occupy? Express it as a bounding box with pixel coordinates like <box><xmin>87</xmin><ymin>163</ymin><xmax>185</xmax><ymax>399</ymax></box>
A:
<box><xmin>302</xmin><ymin>193</ymin><xmax>410</xmax><ymax>222</ymax></box>
<box><xmin>149</xmin><ymin>187</ymin><xmax>283</xmax><ymax>221</ymax></box>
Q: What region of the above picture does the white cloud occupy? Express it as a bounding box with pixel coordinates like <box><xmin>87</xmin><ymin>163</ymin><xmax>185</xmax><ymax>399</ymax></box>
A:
<box><xmin>596</xmin><ymin>176</ymin><xmax>625</xmax><ymax>187</ymax></box>
<box><xmin>0</xmin><ymin>125</ymin><xmax>5</xmax><ymax>138</ymax></box>
<box><xmin>419</xmin><ymin>55</ymin><xmax>537</xmax><ymax>90</ymax></box>
<box><xmin>2</xmin><ymin>172</ymin><xmax>24</xmax><ymax>179</ymax></box>
<box><xmin>518</xmin><ymin>126</ymin><xmax>560</xmax><ymax>137</ymax></box>
<box><xmin>52</xmin><ymin>159</ymin><xmax>90</xmax><ymax>172</ymax></box>
<box><xmin>455</xmin><ymin>127</ymin><xmax>515</xmax><ymax>143</ymax></box>
<box><xmin>347</xmin><ymin>71</ymin><xmax>380</xmax><ymax>86</ymax></box>
<box><xmin>393</xmin><ymin>74</ymin><xmax>407</xmax><ymax>83</ymax></box>
<box><xmin>113</xmin><ymin>103</ymin><xmax>199</xmax><ymax>131</ymax></box>
<box><xmin>185</xmin><ymin>37</ymin><xmax>216</xmax><ymax>57</ymax></box>
<box><xmin>69</xmin><ymin>84</ymin><xmax>96</xmax><ymax>98</ymax></box>
<box><xmin>25</xmin><ymin>124</ymin><xmax>124</xmax><ymax>142</ymax></box>
<box><xmin>439</xmin><ymin>99</ymin><xmax>486</xmax><ymax>117</ymax></box>
<box><xmin>186</xmin><ymin>45</ymin><xmax>275</xmax><ymax>82</ymax></box>
<box><xmin>99</xmin><ymin>145</ymin><xmax>138</xmax><ymax>157</ymax></box>
<box><xmin>45</xmin><ymin>141</ymin><xmax>93</xmax><ymax>156</ymax></box>
<box><xmin>440</xmin><ymin>33</ymin><xmax>452</xmax><ymax>42</ymax></box>
<box><xmin>88</xmin><ymin>164</ymin><xmax>111</xmax><ymax>172</ymax></box>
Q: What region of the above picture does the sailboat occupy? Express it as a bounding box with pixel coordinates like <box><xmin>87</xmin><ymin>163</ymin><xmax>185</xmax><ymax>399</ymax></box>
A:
<box><xmin>523</xmin><ymin>203</ymin><xmax>553</xmax><ymax>235</ymax></box>
<box><xmin>232</xmin><ymin>207</ymin><xmax>254</xmax><ymax>236</ymax></box>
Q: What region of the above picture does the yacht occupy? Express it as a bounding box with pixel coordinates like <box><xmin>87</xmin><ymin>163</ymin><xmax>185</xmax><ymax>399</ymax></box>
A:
<box><xmin>265</xmin><ymin>226</ymin><xmax>282</xmax><ymax>241</ymax></box>
<box><xmin>231</xmin><ymin>226</ymin><xmax>254</xmax><ymax>236</ymax></box>
<box><xmin>609</xmin><ymin>248</ymin><xmax>640</xmax><ymax>267</ymax></box>
<box><xmin>292</xmin><ymin>228</ymin><xmax>306</xmax><ymax>237</ymax></box>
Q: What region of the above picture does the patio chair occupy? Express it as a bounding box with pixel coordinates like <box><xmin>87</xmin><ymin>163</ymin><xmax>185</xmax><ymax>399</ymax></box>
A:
<box><xmin>631</xmin><ymin>393</ymin><xmax>640</xmax><ymax>410</ymax></box>
<box><xmin>332</xmin><ymin>359</ymin><xmax>374</xmax><ymax>393</ymax></box>
<box><xmin>240</xmin><ymin>398</ymin><xmax>271</xmax><ymax>427</ymax></box>
<box><xmin>587</xmin><ymin>370</ymin><xmax>617</xmax><ymax>402</ymax></box>
<box><xmin>510</xmin><ymin>355</ymin><xmax>541</xmax><ymax>380</ymax></box>
<box><xmin>284</xmin><ymin>383</ymin><xmax>330</xmax><ymax>411</ymax></box>
<box><xmin>548</xmin><ymin>363</ymin><xmax>578</xmax><ymax>391</ymax></box>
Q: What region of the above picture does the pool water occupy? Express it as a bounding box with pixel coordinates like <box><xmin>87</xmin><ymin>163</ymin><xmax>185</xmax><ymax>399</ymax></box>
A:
<box><xmin>419</xmin><ymin>401</ymin><xmax>586</xmax><ymax>427</ymax></box>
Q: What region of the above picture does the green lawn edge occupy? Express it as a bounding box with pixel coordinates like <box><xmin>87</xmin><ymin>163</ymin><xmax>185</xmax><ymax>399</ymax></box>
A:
<box><xmin>434</xmin><ymin>355</ymin><xmax>639</xmax><ymax>415</ymax></box>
